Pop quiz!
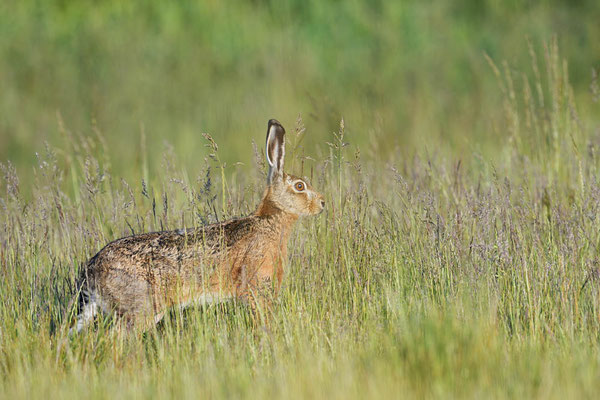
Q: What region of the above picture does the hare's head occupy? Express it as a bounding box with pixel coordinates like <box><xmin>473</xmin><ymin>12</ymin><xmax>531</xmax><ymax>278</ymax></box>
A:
<box><xmin>260</xmin><ymin>119</ymin><xmax>325</xmax><ymax>217</ymax></box>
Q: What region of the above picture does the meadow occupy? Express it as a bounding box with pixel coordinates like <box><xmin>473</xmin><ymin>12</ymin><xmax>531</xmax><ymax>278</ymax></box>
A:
<box><xmin>2</xmin><ymin>1</ymin><xmax>600</xmax><ymax>398</ymax></box>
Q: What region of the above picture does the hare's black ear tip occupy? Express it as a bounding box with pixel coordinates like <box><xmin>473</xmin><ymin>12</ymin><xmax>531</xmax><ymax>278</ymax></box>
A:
<box><xmin>268</xmin><ymin>119</ymin><xmax>284</xmax><ymax>131</ymax></box>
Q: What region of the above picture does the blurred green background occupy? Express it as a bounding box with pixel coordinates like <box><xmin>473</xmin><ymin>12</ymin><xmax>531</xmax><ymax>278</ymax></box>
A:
<box><xmin>1</xmin><ymin>0</ymin><xmax>599</xmax><ymax>185</ymax></box>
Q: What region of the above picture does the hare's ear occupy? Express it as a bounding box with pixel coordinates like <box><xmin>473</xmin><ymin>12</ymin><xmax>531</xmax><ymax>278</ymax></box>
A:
<box><xmin>265</xmin><ymin>119</ymin><xmax>285</xmax><ymax>184</ymax></box>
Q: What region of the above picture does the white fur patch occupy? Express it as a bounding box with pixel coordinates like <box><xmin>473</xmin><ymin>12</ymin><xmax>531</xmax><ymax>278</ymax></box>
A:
<box><xmin>70</xmin><ymin>289</ymin><xmax>109</xmax><ymax>334</ymax></box>
<box><xmin>178</xmin><ymin>292</ymin><xmax>233</xmax><ymax>310</ymax></box>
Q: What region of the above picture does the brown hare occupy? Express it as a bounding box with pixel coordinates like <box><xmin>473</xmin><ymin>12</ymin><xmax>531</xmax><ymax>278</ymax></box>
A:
<box><xmin>71</xmin><ymin>119</ymin><xmax>324</xmax><ymax>333</ymax></box>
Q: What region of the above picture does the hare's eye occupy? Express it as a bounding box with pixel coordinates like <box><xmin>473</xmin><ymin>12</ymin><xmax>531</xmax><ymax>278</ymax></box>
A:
<box><xmin>294</xmin><ymin>181</ymin><xmax>305</xmax><ymax>191</ymax></box>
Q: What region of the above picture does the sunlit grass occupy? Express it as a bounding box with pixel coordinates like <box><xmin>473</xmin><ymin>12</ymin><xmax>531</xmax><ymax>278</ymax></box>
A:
<box><xmin>2</xmin><ymin>2</ymin><xmax>600</xmax><ymax>398</ymax></box>
<box><xmin>3</xmin><ymin>51</ymin><xmax>600</xmax><ymax>395</ymax></box>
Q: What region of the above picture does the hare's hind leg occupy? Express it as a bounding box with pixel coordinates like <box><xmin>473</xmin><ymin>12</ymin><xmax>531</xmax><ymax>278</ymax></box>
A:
<box><xmin>113</xmin><ymin>311</ymin><xmax>163</xmax><ymax>334</ymax></box>
<box><xmin>69</xmin><ymin>289</ymin><xmax>103</xmax><ymax>335</ymax></box>
<box><xmin>72</xmin><ymin>302</ymin><xmax>97</xmax><ymax>333</ymax></box>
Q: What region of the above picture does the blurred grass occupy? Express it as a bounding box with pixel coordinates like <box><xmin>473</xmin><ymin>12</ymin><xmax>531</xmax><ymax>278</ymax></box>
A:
<box><xmin>2</xmin><ymin>0</ymin><xmax>600</xmax><ymax>189</ymax></box>
<box><xmin>3</xmin><ymin>1</ymin><xmax>600</xmax><ymax>399</ymax></box>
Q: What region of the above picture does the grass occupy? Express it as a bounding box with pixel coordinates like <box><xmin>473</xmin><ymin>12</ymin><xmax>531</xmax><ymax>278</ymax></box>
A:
<box><xmin>3</xmin><ymin>45</ymin><xmax>600</xmax><ymax>397</ymax></box>
<box><xmin>2</xmin><ymin>1</ymin><xmax>600</xmax><ymax>399</ymax></box>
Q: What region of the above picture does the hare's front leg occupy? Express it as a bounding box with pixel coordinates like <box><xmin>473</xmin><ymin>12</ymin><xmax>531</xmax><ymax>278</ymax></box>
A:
<box><xmin>243</xmin><ymin>277</ymin><xmax>278</xmax><ymax>327</ymax></box>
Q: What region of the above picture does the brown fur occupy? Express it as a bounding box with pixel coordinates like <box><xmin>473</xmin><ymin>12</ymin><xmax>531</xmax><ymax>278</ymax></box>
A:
<box><xmin>73</xmin><ymin>120</ymin><xmax>324</xmax><ymax>332</ymax></box>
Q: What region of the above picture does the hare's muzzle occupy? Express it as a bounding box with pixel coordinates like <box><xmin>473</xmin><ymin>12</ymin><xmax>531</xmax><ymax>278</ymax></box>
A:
<box><xmin>316</xmin><ymin>195</ymin><xmax>325</xmax><ymax>214</ymax></box>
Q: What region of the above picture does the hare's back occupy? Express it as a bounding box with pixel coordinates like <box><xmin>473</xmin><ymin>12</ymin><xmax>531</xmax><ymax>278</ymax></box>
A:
<box><xmin>85</xmin><ymin>217</ymin><xmax>260</xmax><ymax>283</ymax></box>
